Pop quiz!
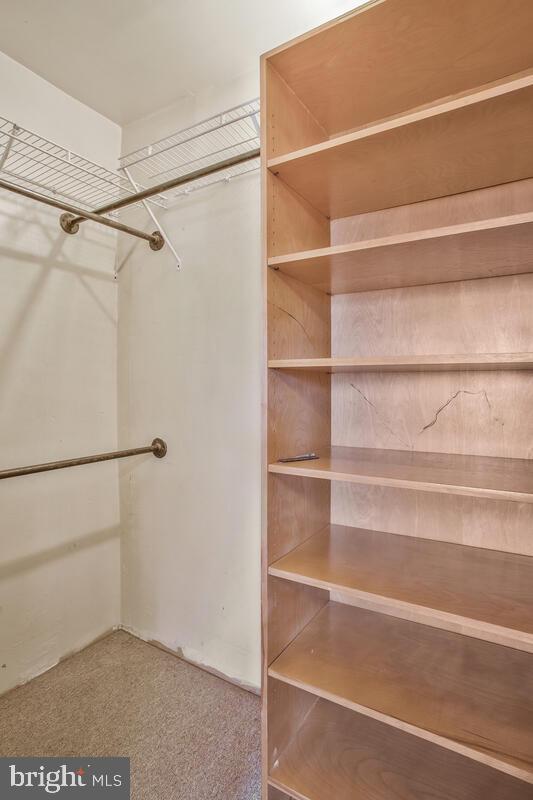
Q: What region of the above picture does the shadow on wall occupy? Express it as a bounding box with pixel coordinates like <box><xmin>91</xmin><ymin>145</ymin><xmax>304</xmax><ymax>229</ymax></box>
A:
<box><xmin>0</xmin><ymin>524</ymin><xmax>120</xmax><ymax>581</ymax></box>
<box><xmin>0</xmin><ymin>195</ymin><xmax>118</xmax><ymax>376</ymax></box>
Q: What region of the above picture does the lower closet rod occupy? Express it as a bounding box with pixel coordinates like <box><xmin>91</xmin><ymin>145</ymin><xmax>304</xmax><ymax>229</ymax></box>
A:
<box><xmin>0</xmin><ymin>438</ymin><xmax>167</xmax><ymax>480</ymax></box>
<box><xmin>0</xmin><ymin>178</ymin><xmax>165</xmax><ymax>250</ymax></box>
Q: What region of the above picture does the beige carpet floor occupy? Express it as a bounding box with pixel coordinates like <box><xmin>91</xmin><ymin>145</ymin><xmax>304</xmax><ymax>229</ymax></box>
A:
<box><xmin>0</xmin><ymin>631</ymin><xmax>261</xmax><ymax>799</ymax></box>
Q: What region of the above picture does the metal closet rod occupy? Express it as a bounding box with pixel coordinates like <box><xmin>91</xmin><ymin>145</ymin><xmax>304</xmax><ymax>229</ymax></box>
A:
<box><xmin>0</xmin><ymin>178</ymin><xmax>164</xmax><ymax>250</ymax></box>
<box><xmin>64</xmin><ymin>148</ymin><xmax>261</xmax><ymax>228</ymax></box>
<box><xmin>0</xmin><ymin>438</ymin><xmax>167</xmax><ymax>481</ymax></box>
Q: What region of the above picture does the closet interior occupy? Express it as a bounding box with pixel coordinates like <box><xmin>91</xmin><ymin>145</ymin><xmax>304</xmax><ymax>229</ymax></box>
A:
<box><xmin>0</xmin><ymin>100</ymin><xmax>260</xmax><ymax>477</ymax></box>
<box><xmin>262</xmin><ymin>1</ymin><xmax>533</xmax><ymax>798</ymax></box>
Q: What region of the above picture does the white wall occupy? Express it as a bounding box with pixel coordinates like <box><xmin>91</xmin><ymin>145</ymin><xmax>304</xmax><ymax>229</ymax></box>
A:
<box><xmin>118</xmin><ymin>73</ymin><xmax>262</xmax><ymax>689</ymax></box>
<box><xmin>0</xmin><ymin>54</ymin><xmax>122</xmax><ymax>694</ymax></box>
<box><xmin>0</xmin><ymin>3</ymin><xmax>365</xmax><ymax>695</ymax></box>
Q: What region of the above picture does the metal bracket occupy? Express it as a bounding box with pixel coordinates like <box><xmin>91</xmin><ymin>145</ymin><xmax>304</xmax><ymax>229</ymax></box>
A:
<box><xmin>121</xmin><ymin>166</ymin><xmax>181</xmax><ymax>267</ymax></box>
<box><xmin>152</xmin><ymin>437</ymin><xmax>168</xmax><ymax>458</ymax></box>
<box><xmin>149</xmin><ymin>231</ymin><xmax>165</xmax><ymax>251</ymax></box>
<box><xmin>60</xmin><ymin>212</ymin><xmax>79</xmax><ymax>235</ymax></box>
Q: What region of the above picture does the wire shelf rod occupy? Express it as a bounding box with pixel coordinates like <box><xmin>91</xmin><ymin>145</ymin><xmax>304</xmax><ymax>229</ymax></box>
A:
<box><xmin>65</xmin><ymin>147</ymin><xmax>260</xmax><ymax>228</ymax></box>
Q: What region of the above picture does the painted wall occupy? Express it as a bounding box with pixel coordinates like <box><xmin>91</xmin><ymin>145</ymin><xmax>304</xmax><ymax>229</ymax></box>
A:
<box><xmin>117</xmin><ymin>3</ymin><xmax>366</xmax><ymax>692</ymax></box>
<box><xmin>0</xmin><ymin>2</ymin><xmax>366</xmax><ymax>695</ymax></box>
<box><xmin>118</xmin><ymin>73</ymin><xmax>262</xmax><ymax>689</ymax></box>
<box><xmin>0</xmin><ymin>54</ymin><xmax>122</xmax><ymax>694</ymax></box>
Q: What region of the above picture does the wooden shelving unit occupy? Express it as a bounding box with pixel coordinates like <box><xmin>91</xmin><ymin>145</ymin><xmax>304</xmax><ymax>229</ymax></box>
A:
<box><xmin>261</xmin><ymin>2</ymin><xmax>533</xmax><ymax>798</ymax></box>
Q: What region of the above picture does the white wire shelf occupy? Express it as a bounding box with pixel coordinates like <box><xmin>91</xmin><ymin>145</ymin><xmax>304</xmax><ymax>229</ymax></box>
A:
<box><xmin>0</xmin><ymin>116</ymin><xmax>166</xmax><ymax>214</ymax></box>
<box><xmin>119</xmin><ymin>99</ymin><xmax>260</xmax><ymax>200</ymax></box>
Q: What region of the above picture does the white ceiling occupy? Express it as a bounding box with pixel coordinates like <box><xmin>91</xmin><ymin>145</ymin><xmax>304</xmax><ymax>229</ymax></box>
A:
<box><xmin>0</xmin><ymin>0</ymin><xmax>360</xmax><ymax>125</ymax></box>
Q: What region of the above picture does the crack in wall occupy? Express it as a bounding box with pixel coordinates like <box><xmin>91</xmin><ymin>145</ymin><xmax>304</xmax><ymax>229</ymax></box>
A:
<box><xmin>350</xmin><ymin>383</ymin><xmax>413</xmax><ymax>449</ymax></box>
<box><xmin>267</xmin><ymin>300</ymin><xmax>313</xmax><ymax>344</ymax></box>
<box><xmin>419</xmin><ymin>389</ymin><xmax>494</xmax><ymax>434</ymax></box>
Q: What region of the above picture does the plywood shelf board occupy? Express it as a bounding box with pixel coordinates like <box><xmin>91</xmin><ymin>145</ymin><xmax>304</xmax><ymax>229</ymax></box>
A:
<box><xmin>268</xmin><ymin>353</ymin><xmax>533</xmax><ymax>373</ymax></box>
<box><xmin>268</xmin><ymin>213</ymin><xmax>533</xmax><ymax>293</ymax></box>
<box><xmin>269</xmin><ymin>602</ymin><xmax>533</xmax><ymax>782</ymax></box>
<box><xmin>267</xmin><ymin>0</ymin><xmax>533</xmax><ymax>143</ymax></box>
<box><xmin>269</xmin><ymin>446</ymin><xmax>533</xmax><ymax>503</ymax></box>
<box><xmin>269</xmin><ymin>697</ymin><xmax>532</xmax><ymax>800</ymax></box>
<box><xmin>268</xmin><ymin>73</ymin><xmax>533</xmax><ymax>218</ymax></box>
<box><xmin>269</xmin><ymin>525</ymin><xmax>533</xmax><ymax>651</ymax></box>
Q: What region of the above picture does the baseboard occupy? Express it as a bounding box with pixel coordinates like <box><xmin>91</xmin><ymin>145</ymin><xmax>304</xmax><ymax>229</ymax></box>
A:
<box><xmin>1</xmin><ymin>625</ymin><xmax>261</xmax><ymax>700</ymax></box>
<box><xmin>118</xmin><ymin>625</ymin><xmax>261</xmax><ymax>696</ymax></box>
<box><xmin>0</xmin><ymin>626</ymin><xmax>118</xmax><ymax>699</ymax></box>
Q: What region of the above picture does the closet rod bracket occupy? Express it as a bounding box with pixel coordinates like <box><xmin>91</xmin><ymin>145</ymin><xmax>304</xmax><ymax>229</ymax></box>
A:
<box><xmin>152</xmin><ymin>438</ymin><xmax>167</xmax><ymax>458</ymax></box>
<box><xmin>59</xmin><ymin>212</ymin><xmax>80</xmax><ymax>235</ymax></box>
<box><xmin>149</xmin><ymin>231</ymin><xmax>165</xmax><ymax>251</ymax></box>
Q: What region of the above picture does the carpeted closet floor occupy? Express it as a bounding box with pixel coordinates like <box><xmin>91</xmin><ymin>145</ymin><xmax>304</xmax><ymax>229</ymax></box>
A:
<box><xmin>0</xmin><ymin>630</ymin><xmax>261</xmax><ymax>799</ymax></box>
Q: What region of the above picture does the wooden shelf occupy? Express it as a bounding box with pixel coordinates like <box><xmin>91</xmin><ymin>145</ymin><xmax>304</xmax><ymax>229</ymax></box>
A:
<box><xmin>269</xmin><ymin>525</ymin><xmax>533</xmax><ymax>651</ymax></box>
<box><xmin>268</xmin><ymin>602</ymin><xmax>533</xmax><ymax>783</ymax></box>
<box><xmin>267</xmin><ymin>0</ymin><xmax>533</xmax><ymax>149</ymax></box>
<box><xmin>267</xmin><ymin>213</ymin><xmax>533</xmax><ymax>294</ymax></box>
<box><xmin>267</xmin><ymin>71</ymin><xmax>533</xmax><ymax>218</ymax></box>
<box><xmin>268</xmin><ymin>446</ymin><xmax>533</xmax><ymax>503</ymax></box>
<box><xmin>269</xmin><ymin>696</ymin><xmax>532</xmax><ymax>800</ymax></box>
<box><xmin>268</xmin><ymin>352</ymin><xmax>533</xmax><ymax>373</ymax></box>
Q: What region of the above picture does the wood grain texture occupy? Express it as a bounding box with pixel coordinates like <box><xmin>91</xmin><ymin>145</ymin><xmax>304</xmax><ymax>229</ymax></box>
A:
<box><xmin>266</xmin><ymin>63</ymin><xmax>327</xmax><ymax>159</ymax></box>
<box><xmin>265</xmin><ymin>67</ymin><xmax>332</xmax><ymax>800</ymax></box>
<box><xmin>269</xmin><ymin>353</ymin><xmax>533</xmax><ymax>372</ymax></box>
<box><xmin>267</xmin><ymin>172</ymin><xmax>329</xmax><ymax>258</ymax></box>
<box><xmin>268</xmin><ymin>270</ymin><xmax>330</xmax><ymax>360</ymax></box>
<box><xmin>267</xmin><ymin>678</ymin><xmax>317</xmax><ymax>770</ymax></box>
<box><xmin>269</xmin><ymin>695</ymin><xmax>533</xmax><ymax>800</ymax></box>
<box><xmin>268</xmin><ymin>0</ymin><xmax>533</xmax><ymax>142</ymax></box>
<box><xmin>268</xmin><ymin>371</ymin><xmax>330</xmax><ymax>463</ymax></box>
<box><xmin>267</xmin><ymin>576</ymin><xmax>328</xmax><ymax>666</ymax></box>
<box><xmin>268</xmin><ymin>213</ymin><xmax>533</xmax><ymax>293</ymax></box>
<box><xmin>331</xmin><ymin>274</ymin><xmax>533</xmax><ymax>357</ymax></box>
<box><xmin>331</xmin><ymin>482</ymin><xmax>533</xmax><ymax>556</ymax></box>
<box><xmin>269</xmin><ymin>525</ymin><xmax>533</xmax><ymax>651</ymax></box>
<box><xmin>269</xmin><ymin>446</ymin><xmax>533</xmax><ymax>503</ymax></box>
<box><xmin>332</xmin><ymin>371</ymin><xmax>533</xmax><ymax>459</ymax></box>
<box><xmin>268</xmin><ymin>786</ymin><xmax>291</xmax><ymax>800</ymax></box>
<box><xmin>269</xmin><ymin>603</ymin><xmax>533</xmax><ymax>782</ymax></box>
<box><xmin>268</xmin><ymin>474</ymin><xmax>330</xmax><ymax>565</ymax></box>
<box><xmin>331</xmin><ymin>178</ymin><xmax>533</xmax><ymax>244</ymax></box>
<box><xmin>269</xmin><ymin>74</ymin><xmax>533</xmax><ymax>218</ymax></box>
